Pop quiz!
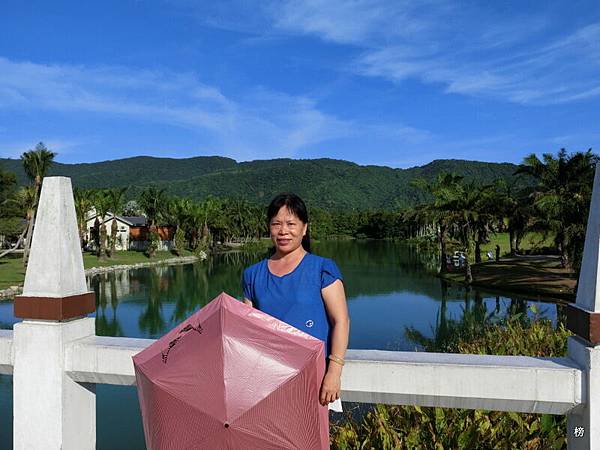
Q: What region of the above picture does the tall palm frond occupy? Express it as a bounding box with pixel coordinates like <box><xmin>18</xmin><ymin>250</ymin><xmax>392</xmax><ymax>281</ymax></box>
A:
<box><xmin>20</xmin><ymin>142</ymin><xmax>56</xmax><ymax>265</ymax></box>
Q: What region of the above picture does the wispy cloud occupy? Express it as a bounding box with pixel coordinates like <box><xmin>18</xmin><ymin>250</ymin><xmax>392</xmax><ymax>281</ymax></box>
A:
<box><xmin>266</xmin><ymin>1</ymin><xmax>600</xmax><ymax>105</ymax></box>
<box><xmin>0</xmin><ymin>138</ymin><xmax>84</xmax><ymax>159</ymax></box>
<box><xmin>271</xmin><ymin>0</ymin><xmax>447</xmax><ymax>45</ymax></box>
<box><xmin>0</xmin><ymin>57</ymin><xmax>343</xmax><ymax>159</ymax></box>
<box><xmin>0</xmin><ymin>56</ymin><xmax>430</xmax><ymax>161</ymax></box>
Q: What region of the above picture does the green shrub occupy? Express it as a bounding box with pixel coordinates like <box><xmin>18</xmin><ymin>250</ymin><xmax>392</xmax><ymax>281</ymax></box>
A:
<box><xmin>239</xmin><ymin>239</ymin><xmax>272</xmax><ymax>253</ymax></box>
<box><xmin>145</xmin><ymin>231</ymin><xmax>159</xmax><ymax>258</ymax></box>
<box><xmin>172</xmin><ymin>227</ymin><xmax>186</xmax><ymax>256</ymax></box>
<box><xmin>331</xmin><ymin>313</ymin><xmax>571</xmax><ymax>449</ymax></box>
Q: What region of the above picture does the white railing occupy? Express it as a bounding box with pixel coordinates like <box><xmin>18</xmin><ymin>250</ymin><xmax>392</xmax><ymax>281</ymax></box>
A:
<box><xmin>0</xmin><ymin>332</ymin><xmax>588</xmax><ymax>440</ymax></box>
<box><xmin>30</xmin><ymin>334</ymin><xmax>592</xmax><ymax>414</ymax></box>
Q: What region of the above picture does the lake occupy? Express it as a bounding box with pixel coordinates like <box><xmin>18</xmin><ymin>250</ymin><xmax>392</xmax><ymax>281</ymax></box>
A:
<box><xmin>0</xmin><ymin>241</ymin><xmax>560</xmax><ymax>449</ymax></box>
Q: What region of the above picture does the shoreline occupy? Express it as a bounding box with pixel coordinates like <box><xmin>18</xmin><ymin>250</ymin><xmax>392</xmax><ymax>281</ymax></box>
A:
<box><xmin>1</xmin><ymin>244</ymin><xmax>577</xmax><ymax>302</ymax></box>
<box><xmin>439</xmin><ymin>273</ymin><xmax>574</xmax><ymax>303</ymax></box>
<box><xmin>438</xmin><ymin>255</ymin><xmax>576</xmax><ymax>302</ymax></box>
<box><xmin>0</xmin><ymin>255</ymin><xmax>201</xmax><ymax>300</ymax></box>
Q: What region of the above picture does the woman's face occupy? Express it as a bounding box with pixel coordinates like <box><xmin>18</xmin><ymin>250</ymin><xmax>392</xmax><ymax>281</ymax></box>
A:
<box><xmin>269</xmin><ymin>206</ymin><xmax>307</xmax><ymax>255</ymax></box>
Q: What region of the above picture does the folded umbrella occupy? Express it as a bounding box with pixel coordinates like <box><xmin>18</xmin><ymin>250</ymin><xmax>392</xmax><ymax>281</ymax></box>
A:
<box><xmin>133</xmin><ymin>292</ymin><xmax>329</xmax><ymax>449</ymax></box>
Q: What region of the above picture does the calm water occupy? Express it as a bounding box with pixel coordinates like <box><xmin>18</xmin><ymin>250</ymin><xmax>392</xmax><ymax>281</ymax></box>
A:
<box><xmin>0</xmin><ymin>241</ymin><xmax>560</xmax><ymax>449</ymax></box>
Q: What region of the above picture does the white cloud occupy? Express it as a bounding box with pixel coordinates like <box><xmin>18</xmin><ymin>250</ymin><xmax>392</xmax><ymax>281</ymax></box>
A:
<box><xmin>0</xmin><ymin>138</ymin><xmax>84</xmax><ymax>159</ymax></box>
<box><xmin>271</xmin><ymin>0</ymin><xmax>446</xmax><ymax>45</ymax></box>
<box><xmin>0</xmin><ymin>57</ymin><xmax>429</xmax><ymax>161</ymax></box>
<box><xmin>268</xmin><ymin>1</ymin><xmax>600</xmax><ymax>105</ymax></box>
<box><xmin>0</xmin><ymin>57</ymin><xmax>336</xmax><ymax>158</ymax></box>
<box><xmin>167</xmin><ymin>1</ymin><xmax>600</xmax><ymax>105</ymax></box>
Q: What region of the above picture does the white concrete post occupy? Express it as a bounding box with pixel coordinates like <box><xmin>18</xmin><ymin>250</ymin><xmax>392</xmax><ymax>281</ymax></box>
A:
<box><xmin>567</xmin><ymin>166</ymin><xmax>600</xmax><ymax>449</ymax></box>
<box><xmin>12</xmin><ymin>177</ymin><xmax>96</xmax><ymax>450</ymax></box>
<box><xmin>568</xmin><ymin>338</ymin><xmax>600</xmax><ymax>449</ymax></box>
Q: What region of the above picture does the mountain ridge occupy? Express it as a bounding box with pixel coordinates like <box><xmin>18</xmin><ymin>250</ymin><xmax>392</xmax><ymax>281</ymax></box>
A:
<box><xmin>0</xmin><ymin>155</ymin><xmax>527</xmax><ymax>210</ymax></box>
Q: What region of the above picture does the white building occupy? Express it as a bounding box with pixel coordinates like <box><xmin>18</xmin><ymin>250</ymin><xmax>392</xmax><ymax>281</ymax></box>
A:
<box><xmin>84</xmin><ymin>213</ymin><xmax>147</xmax><ymax>251</ymax></box>
<box><xmin>84</xmin><ymin>212</ymin><xmax>174</xmax><ymax>251</ymax></box>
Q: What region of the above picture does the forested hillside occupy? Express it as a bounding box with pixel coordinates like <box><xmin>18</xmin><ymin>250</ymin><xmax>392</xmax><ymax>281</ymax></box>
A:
<box><xmin>0</xmin><ymin>156</ymin><xmax>530</xmax><ymax>210</ymax></box>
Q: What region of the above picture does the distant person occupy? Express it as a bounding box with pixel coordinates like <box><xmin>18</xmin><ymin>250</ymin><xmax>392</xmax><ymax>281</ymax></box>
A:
<box><xmin>242</xmin><ymin>193</ymin><xmax>350</xmax><ymax>412</ymax></box>
<box><xmin>486</xmin><ymin>250</ymin><xmax>494</xmax><ymax>261</ymax></box>
<box><xmin>495</xmin><ymin>244</ymin><xmax>501</xmax><ymax>261</ymax></box>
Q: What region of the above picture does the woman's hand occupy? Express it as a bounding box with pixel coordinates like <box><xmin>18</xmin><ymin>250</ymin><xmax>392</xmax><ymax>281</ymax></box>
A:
<box><xmin>319</xmin><ymin>366</ymin><xmax>342</xmax><ymax>406</ymax></box>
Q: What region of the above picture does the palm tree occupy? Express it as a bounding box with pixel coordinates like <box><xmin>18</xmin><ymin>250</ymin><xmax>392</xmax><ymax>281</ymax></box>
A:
<box><xmin>0</xmin><ymin>186</ymin><xmax>34</xmax><ymax>258</ymax></box>
<box><xmin>446</xmin><ymin>182</ymin><xmax>495</xmax><ymax>283</ymax></box>
<box><xmin>138</xmin><ymin>186</ymin><xmax>167</xmax><ymax>230</ymax></box>
<box><xmin>74</xmin><ymin>189</ymin><xmax>95</xmax><ymax>250</ymax></box>
<box><xmin>21</xmin><ymin>142</ymin><xmax>56</xmax><ymax>266</ymax></box>
<box><xmin>138</xmin><ymin>187</ymin><xmax>168</xmax><ymax>258</ymax></box>
<box><xmin>516</xmin><ymin>148</ymin><xmax>597</xmax><ymax>269</ymax></box>
<box><xmin>189</xmin><ymin>197</ymin><xmax>220</xmax><ymax>250</ymax></box>
<box><xmin>167</xmin><ymin>197</ymin><xmax>192</xmax><ymax>255</ymax></box>
<box><xmin>187</xmin><ymin>203</ymin><xmax>204</xmax><ymax>250</ymax></box>
<box><xmin>106</xmin><ymin>187</ymin><xmax>128</xmax><ymax>257</ymax></box>
<box><xmin>93</xmin><ymin>190</ymin><xmax>111</xmax><ymax>259</ymax></box>
<box><xmin>411</xmin><ymin>173</ymin><xmax>464</xmax><ymax>273</ymax></box>
<box><xmin>493</xmin><ymin>180</ymin><xmax>531</xmax><ymax>256</ymax></box>
<box><xmin>414</xmin><ymin>173</ymin><xmax>496</xmax><ymax>283</ymax></box>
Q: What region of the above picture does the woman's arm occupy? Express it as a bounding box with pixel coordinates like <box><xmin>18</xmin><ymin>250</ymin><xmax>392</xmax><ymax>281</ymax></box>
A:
<box><xmin>320</xmin><ymin>279</ymin><xmax>350</xmax><ymax>406</ymax></box>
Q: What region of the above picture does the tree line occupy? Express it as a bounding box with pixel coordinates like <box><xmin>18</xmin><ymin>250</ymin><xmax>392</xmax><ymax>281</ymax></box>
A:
<box><xmin>1</xmin><ymin>144</ymin><xmax>596</xmax><ymax>278</ymax></box>
<box><xmin>408</xmin><ymin>149</ymin><xmax>596</xmax><ymax>283</ymax></box>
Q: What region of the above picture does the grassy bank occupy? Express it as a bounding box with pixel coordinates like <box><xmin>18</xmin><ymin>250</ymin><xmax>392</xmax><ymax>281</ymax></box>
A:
<box><xmin>478</xmin><ymin>232</ymin><xmax>555</xmax><ymax>259</ymax></box>
<box><xmin>0</xmin><ymin>250</ymin><xmax>194</xmax><ymax>291</ymax></box>
<box><xmin>441</xmin><ymin>255</ymin><xmax>576</xmax><ymax>300</ymax></box>
<box><xmin>409</xmin><ymin>231</ymin><xmax>574</xmax><ymax>299</ymax></box>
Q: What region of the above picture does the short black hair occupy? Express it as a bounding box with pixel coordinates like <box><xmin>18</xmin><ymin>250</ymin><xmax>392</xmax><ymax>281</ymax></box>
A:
<box><xmin>266</xmin><ymin>193</ymin><xmax>311</xmax><ymax>252</ymax></box>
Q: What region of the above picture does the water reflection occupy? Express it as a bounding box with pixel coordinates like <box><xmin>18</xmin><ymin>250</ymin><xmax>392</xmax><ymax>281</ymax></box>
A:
<box><xmin>0</xmin><ymin>241</ymin><xmax>560</xmax><ymax>450</ymax></box>
<box><xmin>81</xmin><ymin>241</ymin><xmax>558</xmax><ymax>350</ymax></box>
<box><xmin>89</xmin><ymin>250</ymin><xmax>264</xmax><ymax>338</ymax></box>
<box><xmin>404</xmin><ymin>277</ymin><xmax>557</xmax><ymax>352</ymax></box>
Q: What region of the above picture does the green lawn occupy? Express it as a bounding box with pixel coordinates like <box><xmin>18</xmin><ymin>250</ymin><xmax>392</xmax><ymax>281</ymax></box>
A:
<box><xmin>479</xmin><ymin>232</ymin><xmax>554</xmax><ymax>258</ymax></box>
<box><xmin>0</xmin><ymin>256</ymin><xmax>26</xmax><ymax>290</ymax></box>
<box><xmin>442</xmin><ymin>232</ymin><xmax>573</xmax><ymax>299</ymax></box>
<box><xmin>82</xmin><ymin>250</ymin><xmax>193</xmax><ymax>267</ymax></box>
<box><xmin>0</xmin><ymin>250</ymin><xmax>193</xmax><ymax>291</ymax></box>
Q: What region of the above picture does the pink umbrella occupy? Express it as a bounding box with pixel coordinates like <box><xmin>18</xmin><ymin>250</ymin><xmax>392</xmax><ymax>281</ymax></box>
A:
<box><xmin>133</xmin><ymin>292</ymin><xmax>329</xmax><ymax>449</ymax></box>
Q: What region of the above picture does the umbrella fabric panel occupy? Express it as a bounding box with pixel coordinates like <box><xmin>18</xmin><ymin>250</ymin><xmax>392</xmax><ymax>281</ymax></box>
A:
<box><xmin>221</xmin><ymin>305</ymin><xmax>323</xmax><ymax>422</ymax></box>
<box><xmin>240</xmin><ymin>303</ymin><xmax>327</xmax><ymax>353</ymax></box>
<box><xmin>132</xmin><ymin>299</ymin><xmax>222</xmax><ymax>366</ymax></box>
<box><xmin>135</xmin><ymin>368</ymin><xmax>225</xmax><ymax>450</ymax></box>
<box><xmin>135</xmin><ymin>308</ymin><xmax>227</xmax><ymax>422</ymax></box>
<box><xmin>224</xmin><ymin>427</ymin><xmax>309</xmax><ymax>450</ymax></box>
<box><xmin>235</xmin><ymin>354</ymin><xmax>329</xmax><ymax>449</ymax></box>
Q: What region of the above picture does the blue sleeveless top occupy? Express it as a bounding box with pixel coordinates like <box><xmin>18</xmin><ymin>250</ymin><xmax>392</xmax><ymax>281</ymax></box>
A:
<box><xmin>242</xmin><ymin>253</ymin><xmax>343</xmax><ymax>356</ymax></box>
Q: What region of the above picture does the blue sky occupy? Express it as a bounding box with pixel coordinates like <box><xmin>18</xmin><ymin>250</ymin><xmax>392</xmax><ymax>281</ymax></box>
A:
<box><xmin>0</xmin><ymin>0</ymin><xmax>599</xmax><ymax>168</ymax></box>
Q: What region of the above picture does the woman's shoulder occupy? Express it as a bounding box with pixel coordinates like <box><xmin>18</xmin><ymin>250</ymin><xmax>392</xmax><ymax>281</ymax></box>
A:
<box><xmin>305</xmin><ymin>253</ymin><xmax>339</xmax><ymax>270</ymax></box>
<box><xmin>243</xmin><ymin>258</ymin><xmax>268</xmax><ymax>277</ymax></box>
<box><xmin>305</xmin><ymin>253</ymin><xmax>343</xmax><ymax>287</ymax></box>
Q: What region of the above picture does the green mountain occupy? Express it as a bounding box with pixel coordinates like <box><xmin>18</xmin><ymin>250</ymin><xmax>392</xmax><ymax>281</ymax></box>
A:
<box><xmin>0</xmin><ymin>156</ymin><xmax>529</xmax><ymax>210</ymax></box>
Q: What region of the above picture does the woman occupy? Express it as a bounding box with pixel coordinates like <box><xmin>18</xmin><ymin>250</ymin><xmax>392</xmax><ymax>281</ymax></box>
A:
<box><xmin>242</xmin><ymin>193</ymin><xmax>350</xmax><ymax>411</ymax></box>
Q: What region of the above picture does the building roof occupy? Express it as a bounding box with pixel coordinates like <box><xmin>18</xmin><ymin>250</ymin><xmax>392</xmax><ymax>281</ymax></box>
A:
<box><xmin>87</xmin><ymin>213</ymin><xmax>147</xmax><ymax>227</ymax></box>
<box><xmin>121</xmin><ymin>216</ymin><xmax>147</xmax><ymax>226</ymax></box>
